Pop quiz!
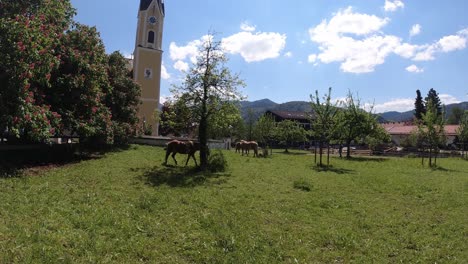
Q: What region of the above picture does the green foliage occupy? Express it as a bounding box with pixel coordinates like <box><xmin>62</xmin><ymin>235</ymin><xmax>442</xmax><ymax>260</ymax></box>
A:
<box><xmin>456</xmin><ymin>111</ymin><xmax>468</xmax><ymax>156</ymax></box>
<box><xmin>208</xmin><ymin>102</ymin><xmax>243</xmax><ymax>139</ymax></box>
<box><xmin>425</xmin><ymin>88</ymin><xmax>443</xmax><ymax>117</ymax></box>
<box><xmin>418</xmin><ymin>100</ymin><xmax>446</xmax><ymax>167</ymax></box>
<box><xmin>49</xmin><ymin>24</ymin><xmax>113</xmax><ymax>143</ymax></box>
<box><xmin>254</xmin><ymin>113</ymin><xmax>276</xmax><ymax>146</ymax></box>
<box><xmin>310</xmin><ymin>87</ymin><xmax>339</xmax><ymax>166</ymax></box>
<box><xmin>274</xmin><ymin>119</ymin><xmax>307</xmax><ymax>152</ymax></box>
<box><xmin>105</xmin><ymin>51</ymin><xmax>141</xmax><ymax>143</ymax></box>
<box><xmin>207</xmin><ymin>150</ymin><xmax>228</xmax><ymax>172</ymax></box>
<box><xmin>414</xmin><ymin>89</ymin><xmax>426</xmax><ymax>121</ymax></box>
<box><xmin>447</xmin><ymin>106</ymin><xmax>465</xmax><ymax>125</ymax></box>
<box><xmin>0</xmin><ymin>0</ymin><xmax>75</xmax><ymax>142</ymax></box>
<box><xmin>171</xmin><ymin>35</ymin><xmax>245</xmax><ymax>170</ymax></box>
<box><xmin>335</xmin><ymin>92</ymin><xmax>381</xmax><ymax>158</ymax></box>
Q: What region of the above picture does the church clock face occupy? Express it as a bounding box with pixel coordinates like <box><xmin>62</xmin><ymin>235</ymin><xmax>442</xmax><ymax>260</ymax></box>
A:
<box><xmin>148</xmin><ymin>16</ymin><xmax>157</xmax><ymax>25</ymax></box>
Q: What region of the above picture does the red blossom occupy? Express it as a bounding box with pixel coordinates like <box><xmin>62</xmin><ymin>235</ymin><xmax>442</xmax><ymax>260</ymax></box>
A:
<box><xmin>25</xmin><ymin>114</ymin><xmax>31</xmax><ymax>121</ymax></box>
<box><xmin>46</xmin><ymin>73</ymin><xmax>51</xmax><ymax>80</ymax></box>
<box><xmin>92</xmin><ymin>106</ymin><xmax>98</xmax><ymax>113</ymax></box>
<box><xmin>24</xmin><ymin>83</ymin><xmax>31</xmax><ymax>90</ymax></box>
<box><xmin>29</xmin><ymin>63</ymin><xmax>35</xmax><ymax>70</ymax></box>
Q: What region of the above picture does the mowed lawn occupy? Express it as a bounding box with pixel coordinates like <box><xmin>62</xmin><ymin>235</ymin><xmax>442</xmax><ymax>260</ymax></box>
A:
<box><xmin>0</xmin><ymin>145</ymin><xmax>467</xmax><ymax>263</ymax></box>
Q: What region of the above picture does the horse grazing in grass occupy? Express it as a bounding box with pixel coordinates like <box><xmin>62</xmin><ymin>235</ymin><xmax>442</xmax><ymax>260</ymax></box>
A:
<box><xmin>235</xmin><ymin>140</ymin><xmax>246</xmax><ymax>153</ymax></box>
<box><xmin>241</xmin><ymin>141</ymin><xmax>259</xmax><ymax>157</ymax></box>
<box><xmin>164</xmin><ymin>140</ymin><xmax>200</xmax><ymax>166</ymax></box>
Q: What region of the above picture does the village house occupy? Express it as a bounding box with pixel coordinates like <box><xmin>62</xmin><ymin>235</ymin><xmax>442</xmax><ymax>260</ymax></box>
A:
<box><xmin>382</xmin><ymin>122</ymin><xmax>460</xmax><ymax>146</ymax></box>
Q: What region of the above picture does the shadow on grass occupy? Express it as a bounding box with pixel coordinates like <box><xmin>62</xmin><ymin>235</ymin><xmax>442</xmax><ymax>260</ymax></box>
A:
<box><xmin>311</xmin><ymin>165</ymin><xmax>355</xmax><ymax>175</ymax></box>
<box><xmin>277</xmin><ymin>150</ymin><xmax>309</xmax><ymax>156</ymax></box>
<box><xmin>0</xmin><ymin>143</ymin><xmax>134</xmax><ymax>179</ymax></box>
<box><xmin>140</xmin><ymin>165</ymin><xmax>230</xmax><ymax>188</ymax></box>
<box><xmin>429</xmin><ymin>165</ymin><xmax>459</xmax><ymax>172</ymax></box>
<box><xmin>344</xmin><ymin>156</ymin><xmax>388</xmax><ymax>162</ymax></box>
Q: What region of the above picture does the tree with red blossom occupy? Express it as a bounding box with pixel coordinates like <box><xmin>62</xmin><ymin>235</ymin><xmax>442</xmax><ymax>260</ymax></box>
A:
<box><xmin>0</xmin><ymin>0</ymin><xmax>75</xmax><ymax>142</ymax></box>
<box><xmin>48</xmin><ymin>24</ymin><xmax>113</xmax><ymax>144</ymax></box>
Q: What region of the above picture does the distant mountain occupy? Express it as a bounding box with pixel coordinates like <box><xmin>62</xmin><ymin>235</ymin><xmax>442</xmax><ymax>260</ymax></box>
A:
<box><xmin>240</xmin><ymin>99</ymin><xmax>468</xmax><ymax>123</ymax></box>
<box><xmin>378</xmin><ymin>111</ymin><xmax>414</xmax><ymax>122</ymax></box>
<box><xmin>377</xmin><ymin>101</ymin><xmax>468</xmax><ymax>122</ymax></box>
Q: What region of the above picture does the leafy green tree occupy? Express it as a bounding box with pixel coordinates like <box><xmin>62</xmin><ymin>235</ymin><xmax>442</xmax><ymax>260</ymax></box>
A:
<box><xmin>208</xmin><ymin>102</ymin><xmax>243</xmax><ymax>139</ymax></box>
<box><xmin>105</xmin><ymin>51</ymin><xmax>141</xmax><ymax>144</ymax></box>
<box><xmin>335</xmin><ymin>92</ymin><xmax>374</xmax><ymax>159</ymax></box>
<box><xmin>310</xmin><ymin>87</ymin><xmax>338</xmax><ymax>167</ymax></box>
<box><xmin>254</xmin><ymin>113</ymin><xmax>276</xmax><ymax>149</ymax></box>
<box><xmin>447</xmin><ymin>107</ymin><xmax>465</xmax><ymax>125</ymax></box>
<box><xmin>245</xmin><ymin>108</ymin><xmax>256</xmax><ymax>141</ymax></box>
<box><xmin>171</xmin><ymin>35</ymin><xmax>245</xmax><ymax>170</ymax></box>
<box><xmin>159</xmin><ymin>96</ymin><xmax>196</xmax><ymax>137</ymax></box>
<box><xmin>456</xmin><ymin>110</ymin><xmax>468</xmax><ymax>159</ymax></box>
<box><xmin>274</xmin><ymin>120</ymin><xmax>307</xmax><ymax>153</ymax></box>
<box><xmin>414</xmin><ymin>89</ymin><xmax>426</xmax><ymax>121</ymax></box>
<box><xmin>0</xmin><ymin>0</ymin><xmax>75</xmax><ymax>142</ymax></box>
<box><xmin>418</xmin><ymin>100</ymin><xmax>446</xmax><ymax>167</ymax></box>
<box><xmin>49</xmin><ymin>24</ymin><xmax>113</xmax><ymax>144</ymax></box>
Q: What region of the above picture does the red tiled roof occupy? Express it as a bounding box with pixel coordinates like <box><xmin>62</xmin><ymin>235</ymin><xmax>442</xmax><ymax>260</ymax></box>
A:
<box><xmin>381</xmin><ymin>123</ymin><xmax>460</xmax><ymax>136</ymax></box>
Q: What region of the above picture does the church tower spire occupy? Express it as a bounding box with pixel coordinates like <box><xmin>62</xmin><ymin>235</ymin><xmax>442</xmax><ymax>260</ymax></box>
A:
<box><xmin>133</xmin><ymin>0</ymin><xmax>165</xmax><ymax>135</ymax></box>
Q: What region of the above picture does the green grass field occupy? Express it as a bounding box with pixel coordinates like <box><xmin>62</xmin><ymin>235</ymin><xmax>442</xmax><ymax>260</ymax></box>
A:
<box><xmin>1</xmin><ymin>145</ymin><xmax>467</xmax><ymax>263</ymax></box>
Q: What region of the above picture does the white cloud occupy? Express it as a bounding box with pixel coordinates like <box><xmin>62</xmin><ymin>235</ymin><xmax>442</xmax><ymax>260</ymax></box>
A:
<box><xmin>384</xmin><ymin>0</ymin><xmax>404</xmax><ymax>12</ymax></box>
<box><xmin>308</xmin><ymin>6</ymin><xmax>468</xmax><ymax>73</ymax></box>
<box><xmin>439</xmin><ymin>94</ymin><xmax>461</xmax><ymax>105</ymax></box>
<box><xmin>438</xmin><ymin>35</ymin><xmax>466</xmax><ymax>52</ymax></box>
<box><xmin>173</xmin><ymin>60</ymin><xmax>189</xmax><ymax>72</ymax></box>
<box><xmin>374</xmin><ymin>98</ymin><xmax>415</xmax><ymax>113</ymax></box>
<box><xmin>240</xmin><ymin>21</ymin><xmax>256</xmax><ymax>32</ymax></box>
<box><xmin>410</xmin><ymin>24</ymin><xmax>421</xmax><ymax>37</ymax></box>
<box><xmin>284</xmin><ymin>51</ymin><xmax>293</xmax><ymax>58</ymax></box>
<box><xmin>161</xmin><ymin>62</ymin><xmax>171</xmax><ymax>79</ymax></box>
<box><xmin>222</xmin><ymin>31</ymin><xmax>286</xmax><ymax>62</ymax></box>
<box><xmin>373</xmin><ymin>94</ymin><xmax>461</xmax><ymax>113</ymax></box>
<box><xmin>406</xmin><ymin>64</ymin><xmax>424</xmax><ymax>73</ymax></box>
<box><xmin>311</xmin><ymin>7</ymin><xmax>389</xmax><ymax>39</ymax></box>
<box><xmin>169</xmin><ymin>39</ymin><xmax>201</xmax><ymax>63</ymax></box>
<box><xmin>307</xmin><ymin>54</ymin><xmax>317</xmax><ymax>63</ymax></box>
<box><xmin>308</xmin><ymin>7</ymin><xmax>400</xmax><ymax>73</ymax></box>
<box><xmin>394</xmin><ymin>43</ymin><xmax>419</xmax><ymax>58</ymax></box>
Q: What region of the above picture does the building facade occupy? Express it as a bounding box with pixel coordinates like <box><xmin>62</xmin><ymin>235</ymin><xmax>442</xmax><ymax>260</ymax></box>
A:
<box><xmin>133</xmin><ymin>0</ymin><xmax>165</xmax><ymax>135</ymax></box>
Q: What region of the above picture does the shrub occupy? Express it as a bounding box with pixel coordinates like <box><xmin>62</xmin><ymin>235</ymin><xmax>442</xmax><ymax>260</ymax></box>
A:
<box><xmin>293</xmin><ymin>179</ymin><xmax>313</xmax><ymax>192</ymax></box>
<box><xmin>208</xmin><ymin>150</ymin><xmax>228</xmax><ymax>173</ymax></box>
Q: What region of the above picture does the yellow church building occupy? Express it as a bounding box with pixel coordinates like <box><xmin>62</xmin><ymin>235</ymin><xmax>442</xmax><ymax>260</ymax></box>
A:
<box><xmin>133</xmin><ymin>0</ymin><xmax>165</xmax><ymax>136</ymax></box>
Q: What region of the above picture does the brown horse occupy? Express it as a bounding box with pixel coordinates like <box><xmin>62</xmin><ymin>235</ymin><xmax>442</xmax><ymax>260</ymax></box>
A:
<box><xmin>235</xmin><ymin>140</ymin><xmax>246</xmax><ymax>153</ymax></box>
<box><xmin>241</xmin><ymin>141</ymin><xmax>259</xmax><ymax>157</ymax></box>
<box><xmin>164</xmin><ymin>140</ymin><xmax>200</xmax><ymax>166</ymax></box>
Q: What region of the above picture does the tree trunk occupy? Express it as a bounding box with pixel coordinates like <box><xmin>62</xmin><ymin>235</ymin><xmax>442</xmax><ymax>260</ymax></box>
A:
<box><xmin>319</xmin><ymin>140</ymin><xmax>323</xmax><ymax>167</ymax></box>
<box><xmin>346</xmin><ymin>140</ymin><xmax>352</xmax><ymax>159</ymax></box>
<box><xmin>429</xmin><ymin>147</ymin><xmax>432</xmax><ymax>167</ymax></box>
<box><xmin>327</xmin><ymin>143</ymin><xmax>330</xmax><ymax>167</ymax></box>
<box><xmin>314</xmin><ymin>141</ymin><xmax>317</xmax><ymax>164</ymax></box>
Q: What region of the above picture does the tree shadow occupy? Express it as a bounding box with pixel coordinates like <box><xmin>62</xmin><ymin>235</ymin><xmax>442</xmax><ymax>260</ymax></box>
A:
<box><xmin>139</xmin><ymin>165</ymin><xmax>230</xmax><ymax>188</ymax></box>
<box><xmin>430</xmin><ymin>166</ymin><xmax>459</xmax><ymax>172</ymax></box>
<box><xmin>344</xmin><ymin>156</ymin><xmax>388</xmax><ymax>162</ymax></box>
<box><xmin>311</xmin><ymin>165</ymin><xmax>355</xmax><ymax>175</ymax></box>
<box><xmin>0</xmin><ymin>143</ymin><xmax>131</xmax><ymax>179</ymax></box>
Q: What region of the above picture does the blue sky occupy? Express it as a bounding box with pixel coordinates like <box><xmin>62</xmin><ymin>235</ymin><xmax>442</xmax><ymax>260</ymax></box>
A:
<box><xmin>71</xmin><ymin>0</ymin><xmax>468</xmax><ymax>112</ymax></box>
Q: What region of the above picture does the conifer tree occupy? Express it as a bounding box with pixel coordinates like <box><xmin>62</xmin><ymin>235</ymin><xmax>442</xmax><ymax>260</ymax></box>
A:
<box><xmin>414</xmin><ymin>89</ymin><xmax>426</xmax><ymax>121</ymax></box>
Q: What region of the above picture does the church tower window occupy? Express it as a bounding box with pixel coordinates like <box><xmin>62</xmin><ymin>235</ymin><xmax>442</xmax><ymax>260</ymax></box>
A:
<box><xmin>148</xmin><ymin>31</ymin><xmax>155</xmax><ymax>44</ymax></box>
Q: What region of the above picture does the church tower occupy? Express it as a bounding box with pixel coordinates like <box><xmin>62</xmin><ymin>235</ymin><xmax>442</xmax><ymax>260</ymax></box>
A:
<box><xmin>134</xmin><ymin>0</ymin><xmax>165</xmax><ymax>135</ymax></box>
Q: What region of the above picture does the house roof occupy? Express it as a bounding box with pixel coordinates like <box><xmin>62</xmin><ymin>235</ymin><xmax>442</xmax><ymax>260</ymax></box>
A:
<box><xmin>382</xmin><ymin>122</ymin><xmax>460</xmax><ymax>136</ymax></box>
<box><xmin>266</xmin><ymin>110</ymin><xmax>313</xmax><ymax>121</ymax></box>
